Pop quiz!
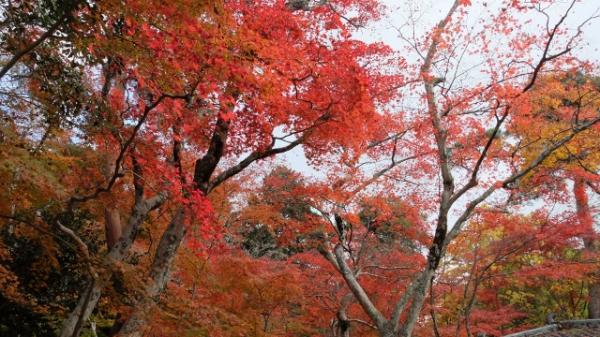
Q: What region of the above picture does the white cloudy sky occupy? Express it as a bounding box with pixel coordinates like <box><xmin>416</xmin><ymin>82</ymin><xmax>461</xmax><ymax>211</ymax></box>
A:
<box><xmin>279</xmin><ymin>0</ymin><xmax>600</xmax><ymax>176</ymax></box>
<box><xmin>363</xmin><ymin>0</ymin><xmax>600</xmax><ymax>56</ymax></box>
<box><xmin>271</xmin><ymin>0</ymin><xmax>600</xmax><ymax>225</ymax></box>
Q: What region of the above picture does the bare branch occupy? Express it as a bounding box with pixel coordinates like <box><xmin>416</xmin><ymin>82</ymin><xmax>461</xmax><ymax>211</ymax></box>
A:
<box><xmin>67</xmin><ymin>94</ymin><xmax>177</xmax><ymax>207</ymax></box>
<box><xmin>446</xmin><ymin>116</ymin><xmax>600</xmax><ymax>246</ymax></box>
<box><xmin>0</xmin><ymin>12</ymin><xmax>69</xmax><ymax>80</ymax></box>
<box><xmin>333</xmin><ymin>244</ymin><xmax>387</xmax><ymax>329</ymax></box>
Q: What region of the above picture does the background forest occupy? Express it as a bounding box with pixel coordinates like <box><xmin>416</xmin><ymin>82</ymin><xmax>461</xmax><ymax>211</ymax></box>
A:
<box><xmin>1</xmin><ymin>1</ymin><xmax>600</xmax><ymax>337</ymax></box>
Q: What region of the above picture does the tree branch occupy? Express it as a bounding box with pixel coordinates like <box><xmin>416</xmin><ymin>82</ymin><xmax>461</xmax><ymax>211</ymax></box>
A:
<box><xmin>0</xmin><ymin>11</ymin><xmax>69</xmax><ymax>80</ymax></box>
<box><xmin>446</xmin><ymin>116</ymin><xmax>600</xmax><ymax>246</ymax></box>
<box><xmin>333</xmin><ymin>244</ymin><xmax>387</xmax><ymax>329</ymax></box>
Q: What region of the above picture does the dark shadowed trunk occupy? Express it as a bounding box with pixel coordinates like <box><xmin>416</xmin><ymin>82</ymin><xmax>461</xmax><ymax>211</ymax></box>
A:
<box><xmin>104</xmin><ymin>208</ymin><xmax>122</xmax><ymax>250</ymax></box>
<box><xmin>574</xmin><ymin>178</ymin><xmax>600</xmax><ymax>319</ymax></box>
<box><xmin>115</xmin><ymin>117</ymin><xmax>230</xmax><ymax>337</ymax></box>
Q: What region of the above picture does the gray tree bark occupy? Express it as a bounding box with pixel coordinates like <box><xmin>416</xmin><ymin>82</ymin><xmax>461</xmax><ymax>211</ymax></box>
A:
<box><xmin>115</xmin><ymin>208</ymin><xmax>186</xmax><ymax>337</ymax></box>
<box><xmin>60</xmin><ymin>282</ymin><xmax>103</xmax><ymax>337</ymax></box>
<box><xmin>333</xmin><ymin>294</ymin><xmax>354</xmax><ymax>337</ymax></box>
<box><xmin>59</xmin><ymin>193</ymin><xmax>165</xmax><ymax>337</ymax></box>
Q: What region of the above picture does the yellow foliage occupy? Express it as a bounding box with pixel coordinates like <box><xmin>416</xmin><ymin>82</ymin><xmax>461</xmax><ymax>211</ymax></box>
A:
<box><xmin>511</xmin><ymin>74</ymin><xmax>600</xmax><ymax>184</ymax></box>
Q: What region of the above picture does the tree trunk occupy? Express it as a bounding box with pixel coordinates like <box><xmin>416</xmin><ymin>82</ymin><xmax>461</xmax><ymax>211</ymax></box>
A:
<box><xmin>399</xmin><ymin>269</ymin><xmax>434</xmax><ymax>337</ymax></box>
<box><xmin>379</xmin><ymin>329</ymin><xmax>396</xmax><ymax>337</ymax></box>
<box><xmin>590</xmin><ymin>280</ymin><xmax>600</xmax><ymax>319</ymax></box>
<box><xmin>113</xmin><ymin>116</ymin><xmax>229</xmax><ymax>336</ymax></box>
<box><xmin>59</xmin><ymin>282</ymin><xmax>103</xmax><ymax>337</ymax></box>
<box><xmin>574</xmin><ymin>178</ymin><xmax>595</xmax><ymax>246</ymax></box>
<box><xmin>147</xmin><ymin>208</ymin><xmax>186</xmax><ymax>293</ymax></box>
<box><xmin>333</xmin><ymin>294</ymin><xmax>354</xmax><ymax>337</ymax></box>
<box><xmin>104</xmin><ymin>208</ymin><xmax>122</xmax><ymax>249</ymax></box>
<box><xmin>59</xmin><ymin>194</ymin><xmax>164</xmax><ymax>337</ymax></box>
<box><xmin>574</xmin><ymin>178</ymin><xmax>600</xmax><ymax>318</ymax></box>
<box><xmin>115</xmin><ymin>208</ymin><xmax>186</xmax><ymax>337</ymax></box>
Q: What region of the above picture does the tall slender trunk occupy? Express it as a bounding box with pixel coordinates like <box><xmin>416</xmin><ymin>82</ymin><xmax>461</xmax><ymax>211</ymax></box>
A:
<box><xmin>573</xmin><ymin>178</ymin><xmax>600</xmax><ymax>318</ymax></box>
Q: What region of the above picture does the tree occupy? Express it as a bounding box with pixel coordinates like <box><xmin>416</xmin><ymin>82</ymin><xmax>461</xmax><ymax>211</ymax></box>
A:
<box><xmin>227</xmin><ymin>167</ymin><xmax>431</xmax><ymax>336</ymax></box>
<box><xmin>1</xmin><ymin>0</ymin><xmax>399</xmax><ymax>336</ymax></box>
<box><xmin>508</xmin><ymin>72</ymin><xmax>600</xmax><ymax>318</ymax></box>
<box><xmin>293</xmin><ymin>1</ymin><xmax>600</xmax><ymax>336</ymax></box>
<box><xmin>434</xmin><ymin>210</ymin><xmax>593</xmax><ymax>336</ymax></box>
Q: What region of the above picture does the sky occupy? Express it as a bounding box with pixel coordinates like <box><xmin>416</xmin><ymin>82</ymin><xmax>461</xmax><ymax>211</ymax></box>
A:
<box><xmin>274</xmin><ymin>0</ymin><xmax>600</xmax><ymax>224</ymax></box>
<box><xmin>280</xmin><ymin>0</ymin><xmax>600</xmax><ymax>164</ymax></box>
<box><xmin>363</xmin><ymin>0</ymin><xmax>600</xmax><ymax>59</ymax></box>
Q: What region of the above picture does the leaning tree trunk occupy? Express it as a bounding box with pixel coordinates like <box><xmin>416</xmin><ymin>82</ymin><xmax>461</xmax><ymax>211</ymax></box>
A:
<box><xmin>398</xmin><ymin>268</ymin><xmax>435</xmax><ymax>337</ymax></box>
<box><xmin>573</xmin><ymin>178</ymin><xmax>600</xmax><ymax>318</ymax></box>
<box><xmin>60</xmin><ymin>280</ymin><xmax>103</xmax><ymax>337</ymax></box>
<box><xmin>114</xmin><ymin>116</ymin><xmax>230</xmax><ymax>336</ymax></box>
<box><xmin>115</xmin><ymin>208</ymin><xmax>187</xmax><ymax>337</ymax></box>
<box><xmin>333</xmin><ymin>294</ymin><xmax>354</xmax><ymax>337</ymax></box>
<box><xmin>59</xmin><ymin>194</ymin><xmax>163</xmax><ymax>337</ymax></box>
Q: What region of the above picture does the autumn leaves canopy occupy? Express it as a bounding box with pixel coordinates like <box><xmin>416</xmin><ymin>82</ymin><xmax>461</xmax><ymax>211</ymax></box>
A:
<box><xmin>1</xmin><ymin>1</ymin><xmax>600</xmax><ymax>337</ymax></box>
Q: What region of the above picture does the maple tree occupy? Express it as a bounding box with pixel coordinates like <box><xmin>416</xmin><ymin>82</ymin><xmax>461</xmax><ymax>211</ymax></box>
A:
<box><xmin>230</xmin><ymin>166</ymin><xmax>432</xmax><ymax>336</ymax></box>
<box><xmin>508</xmin><ymin>72</ymin><xmax>600</xmax><ymax>318</ymax></box>
<box><xmin>433</xmin><ymin>210</ymin><xmax>594</xmax><ymax>336</ymax></box>
<box><xmin>416</xmin><ymin>66</ymin><xmax>600</xmax><ymax>337</ymax></box>
<box><xmin>291</xmin><ymin>1</ymin><xmax>600</xmax><ymax>336</ymax></box>
<box><xmin>2</xmin><ymin>0</ymin><xmax>398</xmax><ymax>336</ymax></box>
